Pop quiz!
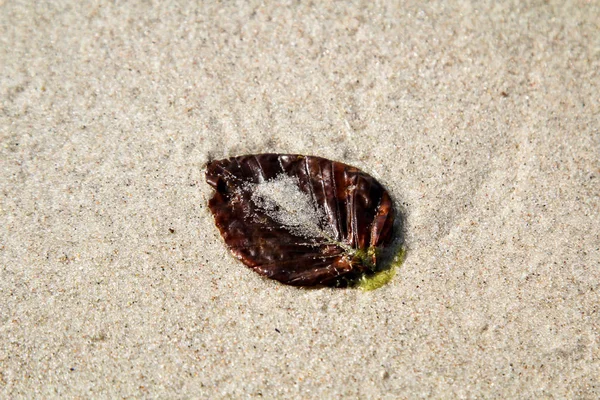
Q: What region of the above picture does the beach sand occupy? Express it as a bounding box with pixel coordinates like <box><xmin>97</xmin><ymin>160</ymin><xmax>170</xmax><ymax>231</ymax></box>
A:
<box><xmin>1</xmin><ymin>1</ymin><xmax>598</xmax><ymax>398</ymax></box>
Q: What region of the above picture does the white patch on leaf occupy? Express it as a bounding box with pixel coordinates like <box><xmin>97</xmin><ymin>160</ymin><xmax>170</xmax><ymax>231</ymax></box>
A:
<box><xmin>249</xmin><ymin>174</ymin><xmax>335</xmax><ymax>241</ymax></box>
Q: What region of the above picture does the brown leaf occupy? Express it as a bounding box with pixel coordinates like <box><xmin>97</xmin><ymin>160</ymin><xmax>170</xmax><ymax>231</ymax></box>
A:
<box><xmin>205</xmin><ymin>154</ymin><xmax>395</xmax><ymax>287</ymax></box>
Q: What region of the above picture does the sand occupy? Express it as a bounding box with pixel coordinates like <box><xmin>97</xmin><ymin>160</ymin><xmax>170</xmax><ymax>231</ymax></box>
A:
<box><xmin>1</xmin><ymin>1</ymin><xmax>598</xmax><ymax>398</ymax></box>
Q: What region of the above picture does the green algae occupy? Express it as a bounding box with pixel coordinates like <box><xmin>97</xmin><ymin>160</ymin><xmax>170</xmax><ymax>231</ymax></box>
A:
<box><xmin>356</xmin><ymin>247</ymin><xmax>406</xmax><ymax>291</ymax></box>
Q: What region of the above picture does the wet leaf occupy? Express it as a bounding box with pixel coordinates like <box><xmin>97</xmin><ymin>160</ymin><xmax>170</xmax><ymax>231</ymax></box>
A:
<box><xmin>205</xmin><ymin>154</ymin><xmax>396</xmax><ymax>287</ymax></box>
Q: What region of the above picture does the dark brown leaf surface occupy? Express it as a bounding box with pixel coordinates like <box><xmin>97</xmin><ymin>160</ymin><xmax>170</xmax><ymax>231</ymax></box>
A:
<box><xmin>205</xmin><ymin>154</ymin><xmax>395</xmax><ymax>287</ymax></box>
